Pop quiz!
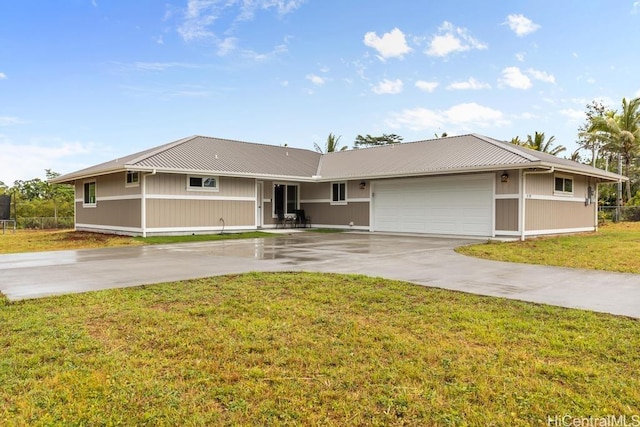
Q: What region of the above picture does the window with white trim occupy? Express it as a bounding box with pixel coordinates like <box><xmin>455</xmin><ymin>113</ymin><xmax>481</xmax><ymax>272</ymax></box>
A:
<box><xmin>83</xmin><ymin>181</ymin><xmax>96</xmax><ymax>206</ymax></box>
<box><xmin>125</xmin><ymin>171</ymin><xmax>139</xmax><ymax>187</ymax></box>
<box><xmin>554</xmin><ymin>175</ymin><xmax>573</xmax><ymax>195</ymax></box>
<box><xmin>187</xmin><ymin>175</ymin><xmax>219</xmax><ymax>191</ymax></box>
<box><xmin>273</xmin><ymin>183</ymin><xmax>298</xmax><ymax>216</ymax></box>
<box><xmin>331</xmin><ymin>182</ymin><xmax>346</xmax><ymax>204</ymax></box>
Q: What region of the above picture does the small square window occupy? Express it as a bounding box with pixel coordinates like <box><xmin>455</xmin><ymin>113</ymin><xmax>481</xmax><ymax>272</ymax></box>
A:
<box><xmin>187</xmin><ymin>175</ymin><xmax>219</xmax><ymax>191</ymax></box>
<box><xmin>126</xmin><ymin>171</ymin><xmax>139</xmax><ymax>187</ymax></box>
<box><xmin>554</xmin><ymin>176</ymin><xmax>573</xmax><ymax>195</ymax></box>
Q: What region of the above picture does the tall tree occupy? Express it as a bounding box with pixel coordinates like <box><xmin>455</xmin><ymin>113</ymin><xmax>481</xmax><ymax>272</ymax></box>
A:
<box><xmin>587</xmin><ymin>97</ymin><xmax>640</xmax><ymax>202</ymax></box>
<box><xmin>525</xmin><ymin>132</ymin><xmax>566</xmax><ymax>156</ymax></box>
<box><xmin>577</xmin><ymin>100</ymin><xmax>608</xmax><ymax>166</ymax></box>
<box><xmin>354</xmin><ymin>133</ymin><xmax>403</xmax><ymax>148</ymax></box>
<box><xmin>314</xmin><ymin>133</ymin><xmax>347</xmax><ymax>153</ymax></box>
<box><xmin>510</xmin><ymin>132</ymin><xmax>566</xmax><ymax>156</ymax></box>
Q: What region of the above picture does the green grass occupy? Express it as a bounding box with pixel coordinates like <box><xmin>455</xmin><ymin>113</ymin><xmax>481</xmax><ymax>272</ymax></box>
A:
<box><xmin>134</xmin><ymin>231</ymin><xmax>275</xmax><ymax>245</ymax></box>
<box><xmin>0</xmin><ymin>230</ymin><xmax>278</xmax><ymax>254</ymax></box>
<box><xmin>457</xmin><ymin>222</ymin><xmax>640</xmax><ymax>273</ymax></box>
<box><xmin>1</xmin><ymin>272</ymin><xmax>638</xmax><ymax>426</ymax></box>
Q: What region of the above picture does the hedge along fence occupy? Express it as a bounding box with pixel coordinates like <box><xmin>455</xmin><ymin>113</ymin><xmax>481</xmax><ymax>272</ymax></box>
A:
<box><xmin>598</xmin><ymin>206</ymin><xmax>640</xmax><ymax>223</ymax></box>
<box><xmin>16</xmin><ymin>217</ymin><xmax>74</xmax><ymax>230</ymax></box>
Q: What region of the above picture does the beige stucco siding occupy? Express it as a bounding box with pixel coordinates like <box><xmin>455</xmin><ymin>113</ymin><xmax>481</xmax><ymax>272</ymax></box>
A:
<box><xmin>146</xmin><ymin>174</ymin><xmax>254</xmax><ymax>197</ymax></box>
<box><xmin>146</xmin><ymin>199</ymin><xmax>254</xmax><ymax>228</ymax></box>
<box><xmin>525</xmin><ymin>199</ymin><xmax>595</xmax><ymax>231</ymax></box>
<box><xmin>76</xmin><ymin>200</ymin><xmax>141</xmax><ymax>228</ymax></box>
<box><xmin>495</xmin><ymin>199</ymin><xmax>519</xmax><ymax>231</ymax></box>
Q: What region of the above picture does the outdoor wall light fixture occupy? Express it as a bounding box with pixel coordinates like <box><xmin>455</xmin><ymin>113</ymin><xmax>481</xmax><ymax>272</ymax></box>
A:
<box><xmin>501</xmin><ymin>172</ymin><xmax>509</xmax><ymax>183</ymax></box>
<box><xmin>359</xmin><ymin>181</ymin><xmax>366</xmax><ymax>190</ymax></box>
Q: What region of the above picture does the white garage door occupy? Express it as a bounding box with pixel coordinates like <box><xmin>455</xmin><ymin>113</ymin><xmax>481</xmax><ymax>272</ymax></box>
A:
<box><xmin>372</xmin><ymin>175</ymin><xmax>493</xmax><ymax>236</ymax></box>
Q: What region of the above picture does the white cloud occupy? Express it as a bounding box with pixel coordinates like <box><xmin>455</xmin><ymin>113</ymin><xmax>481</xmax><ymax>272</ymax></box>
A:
<box><xmin>633</xmin><ymin>1</ymin><xmax>639</xmax><ymax>14</ymax></box>
<box><xmin>446</xmin><ymin>77</ymin><xmax>490</xmax><ymax>90</ymax></box>
<box><xmin>636</xmin><ymin>88</ymin><xmax>640</xmax><ymax>97</ymax></box>
<box><xmin>372</xmin><ymin>79</ymin><xmax>403</xmax><ymax>94</ymax></box>
<box><xmin>178</xmin><ymin>0</ymin><xmax>305</xmax><ymax>41</ymax></box>
<box><xmin>425</xmin><ymin>21</ymin><xmax>487</xmax><ymax>58</ymax></box>
<box><xmin>363</xmin><ymin>27</ymin><xmax>412</xmax><ymax>60</ymax></box>
<box><xmin>0</xmin><ymin>137</ymin><xmax>96</xmax><ymax>184</ymax></box>
<box><xmin>499</xmin><ymin>66</ymin><xmax>532</xmax><ymax>89</ymax></box>
<box><xmin>505</xmin><ymin>14</ymin><xmax>540</xmax><ymax>36</ymax></box>
<box><xmin>217</xmin><ymin>37</ymin><xmax>238</xmax><ymax>56</ymax></box>
<box><xmin>415</xmin><ymin>80</ymin><xmax>439</xmax><ymax>93</ymax></box>
<box><xmin>306</xmin><ymin>74</ymin><xmax>325</xmax><ymax>86</ymax></box>
<box><xmin>386</xmin><ymin>102</ymin><xmax>508</xmax><ymax>131</ymax></box>
<box><xmin>0</xmin><ymin>72</ymin><xmax>6</xmax><ymax>80</ymax></box>
<box><xmin>240</xmin><ymin>42</ymin><xmax>288</xmax><ymax>61</ymax></box>
<box><xmin>560</xmin><ymin>108</ymin><xmax>585</xmax><ymax>122</ymax></box>
<box><xmin>527</xmin><ymin>68</ymin><xmax>555</xmax><ymax>83</ymax></box>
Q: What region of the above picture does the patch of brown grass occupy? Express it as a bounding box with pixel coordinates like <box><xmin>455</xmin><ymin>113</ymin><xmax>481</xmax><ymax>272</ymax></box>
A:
<box><xmin>0</xmin><ymin>230</ymin><xmax>142</xmax><ymax>254</ymax></box>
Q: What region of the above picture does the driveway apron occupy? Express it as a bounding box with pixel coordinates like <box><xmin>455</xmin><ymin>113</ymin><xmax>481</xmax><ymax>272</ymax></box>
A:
<box><xmin>1</xmin><ymin>232</ymin><xmax>639</xmax><ymax>318</ymax></box>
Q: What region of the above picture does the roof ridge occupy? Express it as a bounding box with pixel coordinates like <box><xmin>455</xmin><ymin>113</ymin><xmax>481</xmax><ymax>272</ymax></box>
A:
<box><xmin>194</xmin><ymin>134</ymin><xmax>317</xmax><ymax>154</ymax></box>
<box><xmin>127</xmin><ymin>135</ymin><xmax>199</xmax><ymax>166</ymax></box>
<box><xmin>470</xmin><ymin>133</ymin><xmax>540</xmax><ymax>162</ymax></box>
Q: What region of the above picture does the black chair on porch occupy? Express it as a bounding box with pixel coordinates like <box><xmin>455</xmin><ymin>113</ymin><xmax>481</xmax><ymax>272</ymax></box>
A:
<box><xmin>294</xmin><ymin>209</ymin><xmax>311</xmax><ymax>228</ymax></box>
<box><xmin>276</xmin><ymin>210</ymin><xmax>294</xmax><ymax>228</ymax></box>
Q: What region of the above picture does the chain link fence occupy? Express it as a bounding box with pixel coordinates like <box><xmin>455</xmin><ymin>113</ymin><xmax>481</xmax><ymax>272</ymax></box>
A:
<box><xmin>15</xmin><ymin>217</ymin><xmax>74</xmax><ymax>230</ymax></box>
<box><xmin>598</xmin><ymin>206</ymin><xmax>640</xmax><ymax>223</ymax></box>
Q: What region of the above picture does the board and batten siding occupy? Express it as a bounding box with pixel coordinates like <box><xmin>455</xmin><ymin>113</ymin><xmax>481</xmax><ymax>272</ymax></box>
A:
<box><xmin>495</xmin><ymin>199</ymin><xmax>519</xmax><ymax>231</ymax></box>
<box><xmin>494</xmin><ymin>171</ymin><xmax>520</xmax><ymax>233</ymax></box>
<box><xmin>76</xmin><ymin>199</ymin><xmax>141</xmax><ymax>228</ymax></box>
<box><xmin>524</xmin><ymin>173</ymin><xmax>596</xmax><ymax>233</ymax></box>
<box><xmin>145</xmin><ymin>199</ymin><xmax>254</xmax><ymax>228</ymax></box>
<box><xmin>525</xmin><ymin>199</ymin><xmax>595</xmax><ymax>231</ymax></box>
<box><xmin>146</xmin><ymin>174</ymin><xmax>254</xmax><ymax>198</ymax></box>
<box><xmin>75</xmin><ymin>173</ymin><xmax>142</xmax><ymax>231</ymax></box>
<box><xmin>300</xmin><ymin>180</ymin><xmax>370</xmax><ymax>228</ymax></box>
<box><xmin>144</xmin><ymin>174</ymin><xmax>256</xmax><ymax>230</ymax></box>
<box><xmin>301</xmin><ymin>202</ymin><xmax>370</xmax><ymax>227</ymax></box>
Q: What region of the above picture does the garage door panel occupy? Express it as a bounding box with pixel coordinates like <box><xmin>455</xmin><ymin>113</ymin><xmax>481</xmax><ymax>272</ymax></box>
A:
<box><xmin>373</xmin><ymin>175</ymin><xmax>493</xmax><ymax>236</ymax></box>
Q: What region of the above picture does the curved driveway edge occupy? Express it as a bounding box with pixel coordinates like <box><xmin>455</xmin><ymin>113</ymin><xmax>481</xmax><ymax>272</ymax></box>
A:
<box><xmin>1</xmin><ymin>232</ymin><xmax>639</xmax><ymax>318</ymax></box>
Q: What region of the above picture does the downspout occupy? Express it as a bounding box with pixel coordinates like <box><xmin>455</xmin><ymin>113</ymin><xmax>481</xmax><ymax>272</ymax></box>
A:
<box><xmin>520</xmin><ymin>167</ymin><xmax>554</xmax><ymax>241</ymax></box>
<box><xmin>141</xmin><ymin>169</ymin><xmax>156</xmax><ymax>238</ymax></box>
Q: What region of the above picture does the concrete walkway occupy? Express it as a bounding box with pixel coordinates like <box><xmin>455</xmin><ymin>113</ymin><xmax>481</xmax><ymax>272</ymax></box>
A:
<box><xmin>1</xmin><ymin>232</ymin><xmax>639</xmax><ymax>318</ymax></box>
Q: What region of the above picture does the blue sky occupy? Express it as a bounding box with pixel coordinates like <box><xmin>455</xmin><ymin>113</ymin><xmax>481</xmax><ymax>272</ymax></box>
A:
<box><xmin>1</xmin><ymin>0</ymin><xmax>639</xmax><ymax>184</ymax></box>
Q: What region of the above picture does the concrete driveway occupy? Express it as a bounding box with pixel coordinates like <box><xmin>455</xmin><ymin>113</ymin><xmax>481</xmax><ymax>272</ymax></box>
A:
<box><xmin>1</xmin><ymin>232</ymin><xmax>639</xmax><ymax>318</ymax></box>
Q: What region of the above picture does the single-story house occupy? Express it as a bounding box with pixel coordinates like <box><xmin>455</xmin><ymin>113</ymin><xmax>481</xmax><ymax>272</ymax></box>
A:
<box><xmin>51</xmin><ymin>134</ymin><xmax>625</xmax><ymax>240</ymax></box>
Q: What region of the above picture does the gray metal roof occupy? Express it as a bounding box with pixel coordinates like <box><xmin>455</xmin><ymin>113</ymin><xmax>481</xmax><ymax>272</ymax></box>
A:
<box><xmin>53</xmin><ymin>136</ymin><xmax>322</xmax><ymax>182</ymax></box>
<box><xmin>52</xmin><ymin>133</ymin><xmax>625</xmax><ymax>184</ymax></box>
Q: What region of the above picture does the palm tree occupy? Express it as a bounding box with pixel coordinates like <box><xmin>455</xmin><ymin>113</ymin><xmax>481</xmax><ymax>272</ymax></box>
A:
<box><xmin>314</xmin><ymin>133</ymin><xmax>347</xmax><ymax>153</ymax></box>
<box><xmin>510</xmin><ymin>136</ymin><xmax>525</xmax><ymax>146</ymax></box>
<box><xmin>587</xmin><ymin>97</ymin><xmax>640</xmax><ymax>201</ymax></box>
<box><xmin>525</xmin><ymin>131</ymin><xmax>566</xmax><ymax>156</ymax></box>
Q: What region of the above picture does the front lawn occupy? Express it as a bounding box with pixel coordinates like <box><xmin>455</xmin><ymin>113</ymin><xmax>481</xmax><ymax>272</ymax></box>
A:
<box><xmin>456</xmin><ymin>222</ymin><xmax>640</xmax><ymax>273</ymax></box>
<box><xmin>1</xmin><ymin>272</ymin><xmax>638</xmax><ymax>425</ymax></box>
<box><xmin>0</xmin><ymin>230</ymin><xmax>276</xmax><ymax>254</ymax></box>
